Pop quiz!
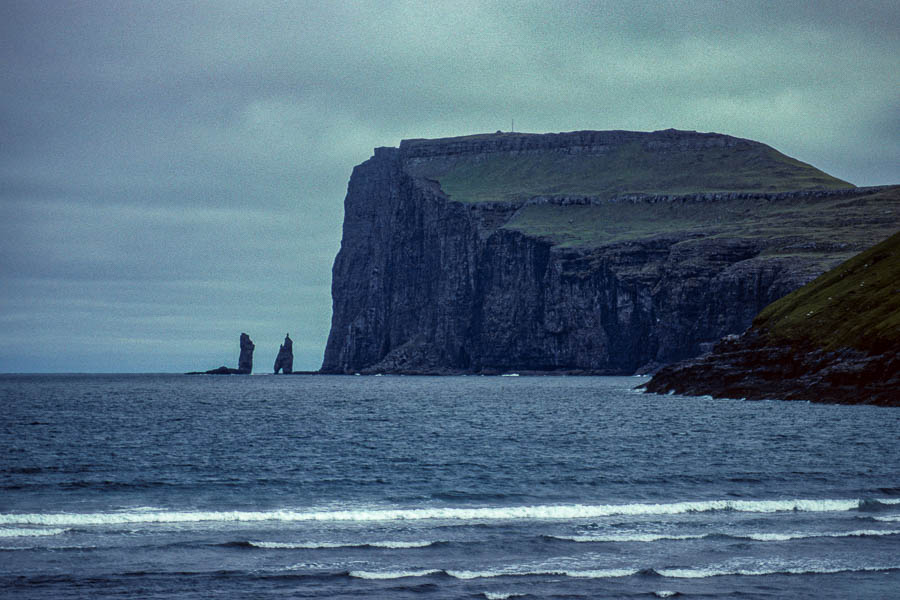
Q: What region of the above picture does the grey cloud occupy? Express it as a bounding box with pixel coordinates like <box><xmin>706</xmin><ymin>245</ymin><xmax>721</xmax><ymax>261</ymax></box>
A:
<box><xmin>0</xmin><ymin>0</ymin><xmax>897</xmax><ymax>372</ymax></box>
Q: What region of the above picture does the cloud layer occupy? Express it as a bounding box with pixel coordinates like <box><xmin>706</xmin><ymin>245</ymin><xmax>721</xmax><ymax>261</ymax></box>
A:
<box><xmin>1</xmin><ymin>1</ymin><xmax>897</xmax><ymax>371</ymax></box>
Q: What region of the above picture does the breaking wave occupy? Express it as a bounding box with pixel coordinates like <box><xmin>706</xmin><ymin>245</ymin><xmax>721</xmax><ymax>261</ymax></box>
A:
<box><xmin>551</xmin><ymin>529</ymin><xmax>900</xmax><ymax>543</ymax></box>
<box><xmin>3</xmin><ymin>497</ymin><xmax>894</xmax><ymax>526</ymax></box>
<box><xmin>348</xmin><ymin>564</ymin><xmax>900</xmax><ymax>581</ymax></box>
<box><xmin>0</xmin><ymin>527</ymin><xmax>68</xmax><ymax>538</ymax></box>
<box><xmin>242</xmin><ymin>540</ymin><xmax>436</xmax><ymax>549</ymax></box>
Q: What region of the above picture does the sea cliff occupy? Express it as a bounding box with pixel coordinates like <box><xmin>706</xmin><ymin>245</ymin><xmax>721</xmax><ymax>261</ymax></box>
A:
<box><xmin>322</xmin><ymin>129</ymin><xmax>898</xmax><ymax>375</ymax></box>
<box><xmin>643</xmin><ymin>231</ymin><xmax>900</xmax><ymax>405</ymax></box>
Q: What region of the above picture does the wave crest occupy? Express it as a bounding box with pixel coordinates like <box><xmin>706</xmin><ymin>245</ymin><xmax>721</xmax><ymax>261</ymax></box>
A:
<box><xmin>1</xmin><ymin>497</ymin><xmax>888</xmax><ymax>526</ymax></box>
<box><xmin>0</xmin><ymin>527</ymin><xmax>68</xmax><ymax>538</ymax></box>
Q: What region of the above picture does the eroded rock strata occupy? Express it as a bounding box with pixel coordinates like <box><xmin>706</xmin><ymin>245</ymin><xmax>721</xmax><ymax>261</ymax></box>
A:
<box><xmin>322</xmin><ymin>129</ymin><xmax>899</xmax><ymax>375</ymax></box>
<box><xmin>644</xmin><ymin>231</ymin><xmax>900</xmax><ymax>405</ymax></box>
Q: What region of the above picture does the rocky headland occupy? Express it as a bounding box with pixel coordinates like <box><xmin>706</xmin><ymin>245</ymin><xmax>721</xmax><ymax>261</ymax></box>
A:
<box><xmin>322</xmin><ymin>129</ymin><xmax>900</xmax><ymax>375</ymax></box>
<box><xmin>643</xmin><ymin>231</ymin><xmax>900</xmax><ymax>405</ymax></box>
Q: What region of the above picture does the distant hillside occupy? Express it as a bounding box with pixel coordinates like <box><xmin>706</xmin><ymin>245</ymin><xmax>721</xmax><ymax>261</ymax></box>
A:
<box><xmin>322</xmin><ymin>129</ymin><xmax>896</xmax><ymax>376</ymax></box>
<box><xmin>644</xmin><ymin>231</ymin><xmax>900</xmax><ymax>405</ymax></box>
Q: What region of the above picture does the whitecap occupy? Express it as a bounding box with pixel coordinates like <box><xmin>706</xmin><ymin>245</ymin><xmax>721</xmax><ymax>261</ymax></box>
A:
<box><xmin>249</xmin><ymin>540</ymin><xmax>434</xmax><ymax>549</ymax></box>
<box><xmin>348</xmin><ymin>569</ymin><xmax>441</xmax><ymax>580</ymax></box>
<box><xmin>745</xmin><ymin>529</ymin><xmax>900</xmax><ymax>541</ymax></box>
<box><xmin>447</xmin><ymin>568</ymin><xmax>638</xmax><ymax>579</ymax></box>
<box><xmin>0</xmin><ymin>527</ymin><xmax>68</xmax><ymax>538</ymax></box>
<box><xmin>0</xmin><ymin>497</ymin><xmax>882</xmax><ymax>527</ymax></box>
<box><xmin>657</xmin><ymin>564</ymin><xmax>900</xmax><ymax>578</ymax></box>
<box><xmin>553</xmin><ymin>533</ymin><xmax>703</xmax><ymax>543</ymax></box>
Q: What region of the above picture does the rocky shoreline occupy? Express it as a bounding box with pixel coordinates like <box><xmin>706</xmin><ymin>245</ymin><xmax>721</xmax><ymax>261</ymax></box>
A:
<box><xmin>643</xmin><ymin>230</ymin><xmax>900</xmax><ymax>406</ymax></box>
<box><xmin>641</xmin><ymin>332</ymin><xmax>899</xmax><ymax>406</ymax></box>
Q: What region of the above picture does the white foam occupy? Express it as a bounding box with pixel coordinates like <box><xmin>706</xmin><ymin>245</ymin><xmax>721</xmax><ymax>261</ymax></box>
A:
<box><xmin>249</xmin><ymin>540</ymin><xmax>434</xmax><ymax>549</ymax></box>
<box><xmin>0</xmin><ymin>497</ymin><xmax>879</xmax><ymax>526</ymax></box>
<box><xmin>654</xmin><ymin>593</ymin><xmax>678</xmax><ymax>598</ymax></box>
<box><xmin>554</xmin><ymin>533</ymin><xmax>702</xmax><ymax>543</ymax></box>
<box><xmin>657</xmin><ymin>564</ymin><xmax>900</xmax><ymax>578</ymax></box>
<box><xmin>484</xmin><ymin>593</ymin><xmax>525</xmax><ymax>600</ymax></box>
<box><xmin>347</xmin><ymin>562</ymin><xmax>900</xmax><ymax>582</ymax></box>
<box><xmin>745</xmin><ymin>529</ymin><xmax>900</xmax><ymax>541</ymax></box>
<box><xmin>556</xmin><ymin>529</ymin><xmax>900</xmax><ymax>543</ymax></box>
<box><xmin>447</xmin><ymin>568</ymin><xmax>638</xmax><ymax>580</ymax></box>
<box><xmin>349</xmin><ymin>569</ymin><xmax>441</xmax><ymax>580</ymax></box>
<box><xmin>0</xmin><ymin>527</ymin><xmax>68</xmax><ymax>538</ymax></box>
<box><xmin>874</xmin><ymin>515</ymin><xmax>900</xmax><ymax>522</ymax></box>
<box><xmin>369</xmin><ymin>540</ymin><xmax>434</xmax><ymax>548</ymax></box>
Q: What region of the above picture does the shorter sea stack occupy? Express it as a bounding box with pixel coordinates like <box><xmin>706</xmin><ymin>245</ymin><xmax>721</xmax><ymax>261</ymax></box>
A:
<box><xmin>274</xmin><ymin>334</ymin><xmax>293</xmax><ymax>374</ymax></box>
<box><xmin>187</xmin><ymin>333</ymin><xmax>255</xmax><ymax>375</ymax></box>
<box><xmin>643</xmin><ymin>232</ymin><xmax>900</xmax><ymax>405</ymax></box>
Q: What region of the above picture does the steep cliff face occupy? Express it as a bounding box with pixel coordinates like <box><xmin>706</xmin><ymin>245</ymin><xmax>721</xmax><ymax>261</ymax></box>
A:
<box><xmin>644</xmin><ymin>231</ymin><xmax>900</xmax><ymax>405</ymax></box>
<box><xmin>322</xmin><ymin>130</ymin><xmax>898</xmax><ymax>374</ymax></box>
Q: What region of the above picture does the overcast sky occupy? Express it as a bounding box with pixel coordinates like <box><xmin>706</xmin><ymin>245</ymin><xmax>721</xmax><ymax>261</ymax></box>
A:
<box><xmin>1</xmin><ymin>1</ymin><xmax>898</xmax><ymax>373</ymax></box>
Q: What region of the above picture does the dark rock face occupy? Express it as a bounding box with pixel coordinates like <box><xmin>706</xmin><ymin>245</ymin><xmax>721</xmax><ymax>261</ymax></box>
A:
<box><xmin>642</xmin><ymin>333</ymin><xmax>900</xmax><ymax>406</ymax></box>
<box><xmin>187</xmin><ymin>333</ymin><xmax>254</xmax><ymax>375</ymax></box>
<box><xmin>643</xmin><ymin>229</ymin><xmax>900</xmax><ymax>405</ymax></box>
<box><xmin>191</xmin><ymin>365</ymin><xmax>244</xmax><ymax>375</ymax></box>
<box><xmin>320</xmin><ymin>131</ymin><xmax>885</xmax><ymax>375</ymax></box>
<box><xmin>238</xmin><ymin>332</ymin><xmax>254</xmax><ymax>373</ymax></box>
<box><xmin>274</xmin><ymin>334</ymin><xmax>293</xmax><ymax>374</ymax></box>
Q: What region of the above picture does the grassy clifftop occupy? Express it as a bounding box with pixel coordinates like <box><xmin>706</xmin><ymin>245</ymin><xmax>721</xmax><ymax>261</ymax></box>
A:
<box><xmin>423</xmin><ymin>135</ymin><xmax>852</xmax><ymax>203</ymax></box>
<box><xmin>505</xmin><ymin>186</ymin><xmax>900</xmax><ymax>266</ymax></box>
<box><xmin>753</xmin><ymin>229</ymin><xmax>900</xmax><ymax>354</ymax></box>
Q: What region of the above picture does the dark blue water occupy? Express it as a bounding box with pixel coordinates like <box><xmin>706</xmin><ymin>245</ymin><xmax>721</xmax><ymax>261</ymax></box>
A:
<box><xmin>2</xmin><ymin>374</ymin><xmax>899</xmax><ymax>599</ymax></box>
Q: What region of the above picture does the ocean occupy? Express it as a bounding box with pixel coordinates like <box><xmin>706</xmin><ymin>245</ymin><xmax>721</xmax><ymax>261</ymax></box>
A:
<box><xmin>1</xmin><ymin>374</ymin><xmax>899</xmax><ymax>599</ymax></box>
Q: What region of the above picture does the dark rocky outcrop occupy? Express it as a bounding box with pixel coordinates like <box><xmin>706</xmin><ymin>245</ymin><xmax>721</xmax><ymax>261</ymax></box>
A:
<box><xmin>321</xmin><ymin>129</ymin><xmax>899</xmax><ymax>375</ymax></box>
<box><xmin>643</xmin><ymin>231</ymin><xmax>900</xmax><ymax>405</ymax></box>
<box><xmin>188</xmin><ymin>333</ymin><xmax>254</xmax><ymax>375</ymax></box>
<box><xmin>238</xmin><ymin>333</ymin><xmax>254</xmax><ymax>373</ymax></box>
<box><xmin>641</xmin><ymin>334</ymin><xmax>899</xmax><ymax>405</ymax></box>
<box><xmin>274</xmin><ymin>334</ymin><xmax>293</xmax><ymax>374</ymax></box>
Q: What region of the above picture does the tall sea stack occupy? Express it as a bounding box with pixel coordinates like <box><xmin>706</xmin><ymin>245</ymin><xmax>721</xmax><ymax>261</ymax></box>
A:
<box><xmin>237</xmin><ymin>332</ymin><xmax>254</xmax><ymax>374</ymax></box>
<box><xmin>274</xmin><ymin>334</ymin><xmax>293</xmax><ymax>374</ymax></box>
<box><xmin>322</xmin><ymin>129</ymin><xmax>899</xmax><ymax>374</ymax></box>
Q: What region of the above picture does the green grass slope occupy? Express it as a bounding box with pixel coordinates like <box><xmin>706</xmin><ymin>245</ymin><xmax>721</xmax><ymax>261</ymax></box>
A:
<box><xmin>752</xmin><ymin>229</ymin><xmax>900</xmax><ymax>354</ymax></box>
<box><xmin>430</xmin><ymin>140</ymin><xmax>852</xmax><ymax>204</ymax></box>
<box><xmin>504</xmin><ymin>186</ymin><xmax>900</xmax><ymax>260</ymax></box>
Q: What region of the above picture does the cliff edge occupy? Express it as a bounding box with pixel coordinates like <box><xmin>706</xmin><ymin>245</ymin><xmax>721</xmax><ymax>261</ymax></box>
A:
<box><xmin>322</xmin><ymin>129</ymin><xmax>898</xmax><ymax>375</ymax></box>
<box><xmin>643</xmin><ymin>231</ymin><xmax>900</xmax><ymax>405</ymax></box>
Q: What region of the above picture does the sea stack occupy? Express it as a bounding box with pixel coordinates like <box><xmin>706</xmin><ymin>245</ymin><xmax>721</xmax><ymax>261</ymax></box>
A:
<box><xmin>274</xmin><ymin>334</ymin><xmax>293</xmax><ymax>374</ymax></box>
<box><xmin>187</xmin><ymin>332</ymin><xmax>255</xmax><ymax>374</ymax></box>
<box><xmin>237</xmin><ymin>332</ymin><xmax>255</xmax><ymax>374</ymax></box>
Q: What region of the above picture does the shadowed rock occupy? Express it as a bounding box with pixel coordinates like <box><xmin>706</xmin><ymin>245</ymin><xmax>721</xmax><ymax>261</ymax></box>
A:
<box><xmin>321</xmin><ymin>129</ymin><xmax>898</xmax><ymax>375</ymax></box>
<box><xmin>274</xmin><ymin>334</ymin><xmax>293</xmax><ymax>374</ymax></box>
<box><xmin>237</xmin><ymin>332</ymin><xmax>255</xmax><ymax>373</ymax></box>
<box><xmin>187</xmin><ymin>333</ymin><xmax>254</xmax><ymax>375</ymax></box>
<box><xmin>643</xmin><ymin>231</ymin><xmax>900</xmax><ymax>405</ymax></box>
